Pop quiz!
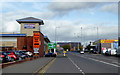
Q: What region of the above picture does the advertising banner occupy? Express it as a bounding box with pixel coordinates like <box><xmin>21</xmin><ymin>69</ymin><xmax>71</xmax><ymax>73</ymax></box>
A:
<box><xmin>33</xmin><ymin>33</ymin><xmax>40</xmax><ymax>53</ymax></box>
<box><xmin>24</xmin><ymin>24</ymin><xmax>35</xmax><ymax>29</ymax></box>
<box><xmin>101</xmin><ymin>40</ymin><xmax>118</xmax><ymax>43</ymax></box>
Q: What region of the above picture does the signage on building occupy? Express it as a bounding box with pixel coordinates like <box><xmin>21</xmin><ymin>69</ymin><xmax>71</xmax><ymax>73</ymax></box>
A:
<box><xmin>48</xmin><ymin>43</ymin><xmax>57</xmax><ymax>49</ymax></box>
<box><xmin>101</xmin><ymin>40</ymin><xmax>118</xmax><ymax>43</ymax></box>
<box><xmin>34</xmin><ymin>48</ymin><xmax>39</xmax><ymax>53</ymax></box>
<box><xmin>33</xmin><ymin>33</ymin><xmax>40</xmax><ymax>53</ymax></box>
<box><xmin>24</xmin><ymin>24</ymin><xmax>35</xmax><ymax>29</ymax></box>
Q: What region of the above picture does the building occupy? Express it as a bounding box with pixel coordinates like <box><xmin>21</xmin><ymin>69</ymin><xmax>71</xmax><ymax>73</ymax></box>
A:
<box><xmin>44</xmin><ymin>36</ymin><xmax>50</xmax><ymax>55</ymax></box>
<box><xmin>0</xmin><ymin>17</ymin><xmax>45</xmax><ymax>56</ymax></box>
<box><xmin>57</xmin><ymin>42</ymin><xmax>81</xmax><ymax>51</ymax></box>
<box><xmin>94</xmin><ymin>39</ymin><xmax>118</xmax><ymax>53</ymax></box>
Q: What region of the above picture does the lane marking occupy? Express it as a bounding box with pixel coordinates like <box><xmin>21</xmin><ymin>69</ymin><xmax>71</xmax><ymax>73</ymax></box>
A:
<box><xmin>68</xmin><ymin>57</ymin><xmax>85</xmax><ymax>75</ymax></box>
<box><xmin>39</xmin><ymin>58</ymin><xmax>56</xmax><ymax>73</ymax></box>
<box><xmin>70</xmin><ymin>53</ymin><xmax>120</xmax><ymax>68</ymax></box>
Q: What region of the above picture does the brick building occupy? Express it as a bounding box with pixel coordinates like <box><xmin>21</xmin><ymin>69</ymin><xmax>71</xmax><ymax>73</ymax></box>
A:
<box><xmin>0</xmin><ymin>17</ymin><xmax>45</xmax><ymax>56</ymax></box>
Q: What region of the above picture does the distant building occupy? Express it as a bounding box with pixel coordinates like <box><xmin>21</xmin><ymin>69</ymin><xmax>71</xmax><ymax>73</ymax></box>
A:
<box><xmin>94</xmin><ymin>39</ymin><xmax>118</xmax><ymax>54</ymax></box>
<box><xmin>57</xmin><ymin>42</ymin><xmax>81</xmax><ymax>51</ymax></box>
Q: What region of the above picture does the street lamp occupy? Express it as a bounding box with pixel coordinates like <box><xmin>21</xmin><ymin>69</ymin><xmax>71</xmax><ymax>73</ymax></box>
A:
<box><xmin>55</xmin><ymin>27</ymin><xmax>60</xmax><ymax>43</ymax></box>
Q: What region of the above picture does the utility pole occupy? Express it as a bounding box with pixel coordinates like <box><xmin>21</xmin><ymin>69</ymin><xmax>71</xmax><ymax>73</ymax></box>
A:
<box><xmin>81</xmin><ymin>27</ymin><xmax>82</xmax><ymax>50</ymax></box>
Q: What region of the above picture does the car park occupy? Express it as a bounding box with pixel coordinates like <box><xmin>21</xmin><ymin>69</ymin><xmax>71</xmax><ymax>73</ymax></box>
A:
<box><xmin>45</xmin><ymin>53</ymin><xmax>56</xmax><ymax>57</ymax></box>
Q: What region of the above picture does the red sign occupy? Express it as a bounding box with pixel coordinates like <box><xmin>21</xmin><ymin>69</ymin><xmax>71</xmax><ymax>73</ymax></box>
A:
<box><xmin>33</xmin><ymin>33</ymin><xmax>40</xmax><ymax>48</ymax></box>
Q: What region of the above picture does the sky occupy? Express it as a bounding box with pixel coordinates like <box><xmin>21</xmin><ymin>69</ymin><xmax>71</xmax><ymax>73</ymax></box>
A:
<box><xmin>0</xmin><ymin>0</ymin><xmax>119</xmax><ymax>45</ymax></box>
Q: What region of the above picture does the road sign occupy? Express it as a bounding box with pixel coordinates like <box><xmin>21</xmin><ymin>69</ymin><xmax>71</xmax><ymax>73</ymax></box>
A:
<box><xmin>48</xmin><ymin>43</ymin><xmax>57</xmax><ymax>49</ymax></box>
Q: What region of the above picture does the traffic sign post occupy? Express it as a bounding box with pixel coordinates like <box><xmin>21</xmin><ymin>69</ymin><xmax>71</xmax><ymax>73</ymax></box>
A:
<box><xmin>48</xmin><ymin>43</ymin><xmax>57</xmax><ymax>53</ymax></box>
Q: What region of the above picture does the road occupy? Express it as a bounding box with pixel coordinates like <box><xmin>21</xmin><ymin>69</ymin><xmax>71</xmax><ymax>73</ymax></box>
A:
<box><xmin>1</xmin><ymin>51</ymin><xmax>120</xmax><ymax>75</ymax></box>
<box><xmin>41</xmin><ymin>52</ymin><xmax>119</xmax><ymax>75</ymax></box>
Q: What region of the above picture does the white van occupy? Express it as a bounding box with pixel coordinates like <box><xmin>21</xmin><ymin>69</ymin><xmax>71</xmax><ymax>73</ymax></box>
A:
<box><xmin>109</xmin><ymin>49</ymin><xmax>116</xmax><ymax>55</ymax></box>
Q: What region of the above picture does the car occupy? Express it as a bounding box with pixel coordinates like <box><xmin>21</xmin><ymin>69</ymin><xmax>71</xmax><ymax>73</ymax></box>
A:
<box><xmin>45</xmin><ymin>53</ymin><xmax>56</xmax><ymax>57</ymax></box>
<box><xmin>14</xmin><ymin>51</ymin><xmax>27</xmax><ymax>60</ymax></box>
<box><xmin>116</xmin><ymin>48</ymin><xmax>120</xmax><ymax>56</ymax></box>
<box><xmin>19</xmin><ymin>50</ymin><xmax>33</xmax><ymax>57</ymax></box>
<box><xmin>109</xmin><ymin>49</ymin><xmax>116</xmax><ymax>55</ymax></box>
<box><xmin>6</xmin><ymin>51</ymin><xmax>19</xmax><ymax>61</ymax></box>
<box><xmin>0</xmin><ymin>51</ymin><xmax>11</xmax><ymax>63</ymax></box>
<box><xmin>80</xmin><ymin>51</ymin><xmax>84</xmax><ymax>54</ymax></box>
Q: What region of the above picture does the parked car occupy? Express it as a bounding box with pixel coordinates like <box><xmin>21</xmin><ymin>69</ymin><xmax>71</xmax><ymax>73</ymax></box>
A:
<box><xmin>0</xmin><ymin>51</ymin><xmax>11</xmax><ymax>63</ymax></box>
<box><xmin>45</xmin><ymin>53</ymin><xmax>56</xmax><ymax>57</ymax></box>
<box><xmin>109</xmin><ymin>49</ymin><xmax>116</xmax><ymax>55</ymax></box>
<box><xmin>14</xmin><ymin>51</ymin><xmax>27</xmax><ymax>60</ymax></box>
<box><xmin>116</xmin><ymin>48</ymin><xmax>120</xmax><ymax>56</ymax></box>
<box><xmin>6</xmin><ymin>51</ymin><xmax>19</xmax><ymax>61</ymax></box>
<box><xmin>19</xmin><ymin>50</ymin><xmax>33</xmax><ymax>57</ymax></box>
<box><xmin>80</xmin><ymin>51</ymin><xmax>84</xmax><ymax>54</ymax></box>
<box><xmin>102</xmin><ymin>48</ymin><xmax>107</xmax><ymax>54</ymax></box>
<box><xmin>105</xmin><ymin>48</ymin><xmax>116</xmax><ymax>56</ymax></box>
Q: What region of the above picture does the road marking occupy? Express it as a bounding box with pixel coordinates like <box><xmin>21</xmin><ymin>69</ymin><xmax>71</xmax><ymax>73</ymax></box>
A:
<box><xmin>68</xmin><ymin>57</ymin><xmax>85</xmax><ymax>75</ymax></box>
<box><xmin>39</xmin><ymin>58</ymin><xmax>56</xmax><ymax>73</ymax></box>
<box><xmin>70</xmin><ymin>53</ymin><xmax>120</xmax><ymax>68</ymax></box>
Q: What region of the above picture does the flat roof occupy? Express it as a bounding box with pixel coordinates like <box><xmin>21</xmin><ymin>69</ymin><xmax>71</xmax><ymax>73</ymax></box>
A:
<box><xmin>0</xmin><ymin>34</ymin><xmax>26</xmax><ymax>37</ymax></box>
<box><xmin>16</xmin><ymin>17</ymin><xmax>44</xmax><ymax>25</ymax></box>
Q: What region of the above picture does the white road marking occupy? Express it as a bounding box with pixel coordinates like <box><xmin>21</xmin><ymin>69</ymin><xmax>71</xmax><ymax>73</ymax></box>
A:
<box><xmin>68</xmin><ymin>57</ymin><xmax>85</xmax><ymax>75</ymax></box>
<box><xmin>70</xmin><ymin>52</ymin><xmax>120</xmax><ymax>68</ymax></box>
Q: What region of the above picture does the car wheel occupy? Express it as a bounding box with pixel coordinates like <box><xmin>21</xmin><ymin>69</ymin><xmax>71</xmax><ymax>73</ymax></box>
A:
<box><xmin>19</xmin><ymin>57</ymin><xmax>22</xmax><ymax>61</ymax></box>
<box><xmin>11</xmin><ymin>58</ymin><xmax>15</xmax><ymax>62</ymax></box>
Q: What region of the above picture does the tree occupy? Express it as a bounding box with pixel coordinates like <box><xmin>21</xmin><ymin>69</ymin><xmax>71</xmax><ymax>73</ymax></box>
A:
<box><xmin>62</xmin><ymin>44</ymin><xmax>70</xmax><ymax>51</ymax></box>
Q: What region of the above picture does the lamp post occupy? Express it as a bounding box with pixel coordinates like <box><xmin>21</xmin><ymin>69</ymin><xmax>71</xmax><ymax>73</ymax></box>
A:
<box><xmin>54</xmin><ymin>27</ymin><xmax>60</xmax><ymax>53</ymax></box>
<box><xmin>55</xmin><ymin>27</ymin><xmax>60</xmax><ymax>43</ymax></box>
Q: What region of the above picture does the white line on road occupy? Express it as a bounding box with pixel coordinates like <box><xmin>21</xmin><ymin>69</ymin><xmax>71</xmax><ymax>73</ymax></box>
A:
<box><xmin>68</xmin><ymin>57</ymin><xmax>85</xmax><ymax>75</ymax></box>
<box><xmin>70</xmin><ymin>53</ymin><xmax>120</xmax><ymax>68</ymax></box>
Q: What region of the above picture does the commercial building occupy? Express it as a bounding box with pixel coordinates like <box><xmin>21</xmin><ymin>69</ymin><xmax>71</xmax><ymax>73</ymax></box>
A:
<box><xmin>57</xmin><ymin>42</ymin><xmax>81</xmax><ymax>51</ymax></box>
<box><xmin>94</xmin><ymin>39</ymin><xmax>118</xmax><ymax>53</ymax></box>
<box><xmin>44</xmin><ymin>36</ymin><xmax>50</xmax><ymax>55</ymax></box>
<box><xmin>0</xmin><ymin>17</ymin><xmax>45</xmax><ymax>56</ymax></box>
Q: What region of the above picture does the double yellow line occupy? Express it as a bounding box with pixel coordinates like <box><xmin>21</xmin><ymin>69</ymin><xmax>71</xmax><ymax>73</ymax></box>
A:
<box><xmin>39</xmin><ymin>58</ymin><xmax>56</xmax><ymax>74</ymax></box>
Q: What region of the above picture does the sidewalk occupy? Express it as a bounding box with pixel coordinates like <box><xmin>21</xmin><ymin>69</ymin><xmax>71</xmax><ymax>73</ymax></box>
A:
<box><xmin>2</xmin><ymin>57</ymin><xmax>54</xmax><ymax>73</ymax></box>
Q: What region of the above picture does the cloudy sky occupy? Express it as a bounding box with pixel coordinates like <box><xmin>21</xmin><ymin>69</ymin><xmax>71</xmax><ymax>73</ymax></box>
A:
<box><xmin>0</xmin><ymin>0</ymin><xmax>119</xmax><ymax>45</ymax></box>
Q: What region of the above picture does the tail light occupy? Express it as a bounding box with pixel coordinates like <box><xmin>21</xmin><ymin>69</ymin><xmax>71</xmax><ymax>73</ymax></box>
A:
<box><xmin>1</xmin><ymin>55</ymin><xmax>4</xmax><ymax>58</ymax></box>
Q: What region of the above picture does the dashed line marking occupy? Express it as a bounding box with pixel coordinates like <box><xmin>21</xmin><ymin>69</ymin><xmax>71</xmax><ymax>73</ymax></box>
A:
<box><xmin>68</xmin><ymin>57</ymin><xmax>85</xmax><ymax>75</ymax></box>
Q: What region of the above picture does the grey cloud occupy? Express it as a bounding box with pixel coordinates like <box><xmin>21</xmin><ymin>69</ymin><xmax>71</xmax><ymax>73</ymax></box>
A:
<box><xmin>100</xmin><ymin>3</ymin><xmax>118</xmax><ymax>14</ymax></box>
<box><xmin>48</xmin><ymin>2</ymin><xmax>101</xmax><ymax>13</ymax></box>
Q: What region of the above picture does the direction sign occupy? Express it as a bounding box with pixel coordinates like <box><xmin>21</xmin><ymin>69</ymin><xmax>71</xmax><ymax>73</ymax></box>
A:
<box><xmin>48</xmin><ymin>43</ymin><xmax>57</xmax><ymax>49</ymax></box>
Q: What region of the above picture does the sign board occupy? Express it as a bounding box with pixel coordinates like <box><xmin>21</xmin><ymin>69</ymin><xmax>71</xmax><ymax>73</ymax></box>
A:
<box><xmin>24</xmin><ymin>24</ymin><xmax>35</xmax><ymax>29</ymax></box>
<box><xmin>33</xmin><ymin>33</ymin><xmax>40</xmax><ymax>53</ymax></box>
<box><xmin>48</xmin><ymin>43</ymin><xmax>57</xmax><ymax>49</ymax></box>
<box><xmin>101</xmin><ymin>40</ymin><xmax>118</xmax><ymax>43</ymax></box>
<box><xmin>34</xmin><ymin>48</ymin><xmax>39</xmax><ymax>53</ymax></box>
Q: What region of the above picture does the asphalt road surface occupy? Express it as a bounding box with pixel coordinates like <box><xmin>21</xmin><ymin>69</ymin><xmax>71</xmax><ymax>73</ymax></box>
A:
<box><xmin>43</xmin><ymin>52</ymin><xmax>119</xmax><ymax>75</ymax></box>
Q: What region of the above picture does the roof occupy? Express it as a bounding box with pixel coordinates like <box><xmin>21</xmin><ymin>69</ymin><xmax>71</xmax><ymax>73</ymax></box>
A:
<box><xmin>0</xmin><ymin>34</ymin><xmax>26</xmax><ymax>37</ymax></box>
<box><xmin>16</xmin><ymin>17</ymin><xmax>44</xmax><ymax>25</ymax></box>
<box><xmin>44</xmin><ymin>36</ymin><xmax>50</xmax><ymax>43</ymax></box>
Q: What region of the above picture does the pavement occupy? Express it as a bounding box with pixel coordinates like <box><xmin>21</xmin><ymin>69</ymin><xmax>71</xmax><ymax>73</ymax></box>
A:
<box><xmin>2</xmin><ymin>57</ymin><xmax>54</xmax><ymax>74</ymax></box>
